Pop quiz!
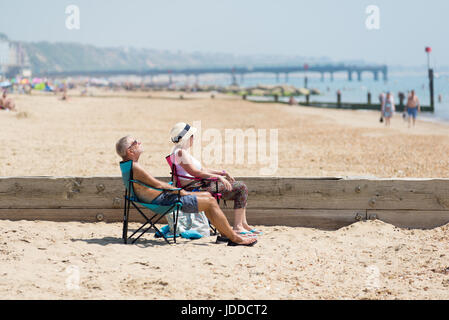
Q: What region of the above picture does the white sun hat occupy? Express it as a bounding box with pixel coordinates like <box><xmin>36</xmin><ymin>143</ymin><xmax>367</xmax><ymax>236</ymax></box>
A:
<box><xmin>169</xmin><ymin>122</ymin><xmax>197</xmax><ymax>145</ymax></box>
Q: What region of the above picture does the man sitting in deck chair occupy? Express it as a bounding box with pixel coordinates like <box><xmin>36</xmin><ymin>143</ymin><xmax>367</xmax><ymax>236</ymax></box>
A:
<box><xmin>115</xmin><ymin>135</ymin><xmax>257</xmax><ymax>247</ymax></box>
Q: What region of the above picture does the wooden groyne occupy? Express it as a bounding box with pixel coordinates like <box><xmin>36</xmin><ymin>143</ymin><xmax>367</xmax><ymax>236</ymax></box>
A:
<box><xmin>246</xmin><ymin>97</ymin><xmax>434</xmax><ymax>113</ymax></box>
<box><xmin>1</xmin><ymin>177</ymin><xmax>448</xmax><ymax>230</ymax></box>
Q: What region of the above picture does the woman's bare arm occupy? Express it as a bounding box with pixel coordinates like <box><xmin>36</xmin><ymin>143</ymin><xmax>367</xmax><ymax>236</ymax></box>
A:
<box><xmin>177</xmin><ymin>150</ymin><xmax>233</xmax><ymax>190</ymax></box>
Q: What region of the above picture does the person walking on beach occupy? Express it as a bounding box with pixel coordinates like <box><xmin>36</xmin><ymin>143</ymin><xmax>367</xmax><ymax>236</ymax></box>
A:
<box><xmin>405</xmin><ymin>90</ymin><xmax>420</xmax><ymax>128</ymax></box>
<box><xmin>115</xmin><ymin>136</ymin><xmax>257</xmax><ymax>247</ymax></box>
<box><xmin>288</xmin><ymin>96</ymin><xmax>297</xmax><ymax>105</ymax></box>
<box><xmin>382</xmin><ymin>92</ymin><xmax>395</xmax><ymax>127</ymax></box>
<box><xmin>378</xmin><ymin>92</ymin><xmax>385</xmax><ymax>107</ymax></box>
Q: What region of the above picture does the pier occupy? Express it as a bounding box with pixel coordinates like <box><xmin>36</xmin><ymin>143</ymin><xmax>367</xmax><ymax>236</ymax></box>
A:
<box><xmin>38</xmin><ymin>64</ymin><xmax>388</xmax><ymax>83</ymax></box>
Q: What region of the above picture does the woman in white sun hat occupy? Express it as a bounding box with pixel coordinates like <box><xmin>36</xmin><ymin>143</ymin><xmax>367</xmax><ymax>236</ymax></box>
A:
<box><xmin>169</xmin><ymin>122</ymin><xmax>262</xmax><ymax>235</ymax></box>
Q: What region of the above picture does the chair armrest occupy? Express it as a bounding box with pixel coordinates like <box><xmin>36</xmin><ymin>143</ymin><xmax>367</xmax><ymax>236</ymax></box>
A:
<box><xmin>175</xmin><ymin>174</ymin><xmax>218</xmax><ymax>182</ymax></box>
<box><xmin>130</xmin><ymin>179</ymin><xmax>182</xmax><ymax>192</ymax></box>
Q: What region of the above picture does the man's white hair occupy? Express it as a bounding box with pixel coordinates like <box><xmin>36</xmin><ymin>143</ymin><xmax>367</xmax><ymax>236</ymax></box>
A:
<box><xmin>116</xmin><ymin>135</ymin><xmax>131</xmax><ymax>159</ymax></box>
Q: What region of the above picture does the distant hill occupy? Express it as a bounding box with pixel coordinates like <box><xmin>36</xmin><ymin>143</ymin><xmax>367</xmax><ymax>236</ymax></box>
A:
<box><xmin>20</xmin><ymin>40</ymin><xmax>339</xmax><ymax>74</ymax></box>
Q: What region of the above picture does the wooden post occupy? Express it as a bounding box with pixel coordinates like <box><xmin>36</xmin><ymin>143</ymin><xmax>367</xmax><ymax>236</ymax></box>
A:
<box><xmin>429</xmin><ymin>69</ymin><xmax>435</xmax><ymax>112</ymax></box>
<box><xmin>398</xmin><ymin>92</ymin><xmax>405</xmax><ymax>109</ymax></box>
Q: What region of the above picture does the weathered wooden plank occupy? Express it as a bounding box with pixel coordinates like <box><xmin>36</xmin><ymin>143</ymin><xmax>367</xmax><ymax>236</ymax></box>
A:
<box><xmin>0</xmin><ymin>177</ymin><xmax>125</xmax><ymax>209</ymax></box>
<box><xmin>367</xmin><ymin>210</ymin><xmax>449</xmax><ymax>229</ymax></box>
<box><xmin>0</xmin><ymin>208</ymin><xmax>142</xmax><ymax>223</ymax></box>
<box><xmin>223</xmin><ymin>209</ymin><xmax>365</xmax><ymax>230</ymax></box>
<box><xmin>1</xmin><ymin>177</ymin><xmax>448</xmax><ymax>211</ymax></box>
<box><xmin>0</xmin><ymin>208</ymin><xmax>365</xmax><ymax>230</ymax></box>
<box><xmin>243</xmin><ymin>178</ymin><xmax>449</xmax><ymax>211</ymax></box>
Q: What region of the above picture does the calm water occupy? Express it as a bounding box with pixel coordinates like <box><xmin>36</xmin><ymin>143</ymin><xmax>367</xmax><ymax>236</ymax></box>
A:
<box><xmin>198</xmin><ymin>71</ymin><xmax>449</xmax><ymax>122</ymax></box>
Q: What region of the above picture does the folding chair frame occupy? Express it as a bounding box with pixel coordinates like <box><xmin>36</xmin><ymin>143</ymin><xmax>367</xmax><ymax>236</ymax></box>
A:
<box><xmin>120</xmin><ymin>161</ymin><xmax>183</xmax><ymax>245</ymax></box>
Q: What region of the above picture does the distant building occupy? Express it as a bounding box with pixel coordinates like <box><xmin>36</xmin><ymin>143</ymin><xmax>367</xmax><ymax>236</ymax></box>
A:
<box><xmin>0</xmin><ymin>34</ymin><xmax>31</xmax><ymax>78</ymax></box>
<box><xmin>0</xmin><ymin>38</ymin><xmax>9</xmax><ymax>76</ymax></box>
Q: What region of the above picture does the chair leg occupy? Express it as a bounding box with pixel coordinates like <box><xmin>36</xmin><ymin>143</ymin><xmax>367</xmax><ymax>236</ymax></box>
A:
<box><xmin>123</xmin><ymin>198</ymin><xmax>130</xmax><ymax>244</ymax></box>
<box><xmin>173</xmin><ymin>207</ymin><xmax>179</xmax><ymax>244</ymax></box>
<box><xmin>132</xmin><ymin>223</ymin><xmax>153</xmax><ymax>244</ymax></box>
<box><xmin>153</xmin><ymin>224</ymin><xmax>171</xmax><ymax>245</ymax></box>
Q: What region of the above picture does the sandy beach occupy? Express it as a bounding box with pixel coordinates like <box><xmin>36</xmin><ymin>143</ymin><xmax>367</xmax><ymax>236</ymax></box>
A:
<box><xmin>1</xmin><ymin>90</ymin><xmax>448</xmax><ymax>178</ymax></box>
<box><xmin>0</xmin><ymin>219</ymin><xmax>448</xmax><ymax>299</ymax></box>
<box><xmin>1</xmin><ymin>91</ymin><xmax>449</xmax><ymax>300</ymax></box>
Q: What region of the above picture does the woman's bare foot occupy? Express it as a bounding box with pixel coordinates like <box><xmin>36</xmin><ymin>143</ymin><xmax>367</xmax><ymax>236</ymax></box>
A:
<box><xmin>243</xmin><ymin>224</ymin><xmax>262</xmax><ymax>234</ymax></box>
<box><xmin>233</xmin><ymin>227</ymin><xmax>248</xmax><ymax>234</ymax></box>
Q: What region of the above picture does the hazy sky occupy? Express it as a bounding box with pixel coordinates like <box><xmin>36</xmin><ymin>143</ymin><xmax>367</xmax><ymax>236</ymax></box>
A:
<box><xmin>1</xmin><ymin>0</ymin><xmax>448</xmax><ymax>67</ymax></box>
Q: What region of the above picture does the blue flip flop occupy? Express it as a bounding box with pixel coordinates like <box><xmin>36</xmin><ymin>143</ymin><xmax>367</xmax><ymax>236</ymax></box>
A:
<box><xmin>249</xmin><ymin>229</ymin><xmax>263</xmax><ymax>235</ymax></box>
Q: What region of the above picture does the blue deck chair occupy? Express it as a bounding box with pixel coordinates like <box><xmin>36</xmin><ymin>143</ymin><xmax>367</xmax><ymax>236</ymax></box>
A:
<box><xmin>120</xmin><ymin>160</ymin><xmax>183</xmax><ymax>245</ymax></box>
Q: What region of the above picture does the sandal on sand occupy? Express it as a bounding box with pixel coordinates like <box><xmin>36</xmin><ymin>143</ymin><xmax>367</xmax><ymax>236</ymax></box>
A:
<box><xmin>249</xmin><ymin>229</ymin><xmax>263</xmax><ymax>235</ymax></box>
<box><xmin>227</xmin><ymin>239</ymin><xmax>258</xmax><ymax>247</ymax></box>
<box><xmin>238</xmin><ymin>231</ymin><xmax>257</xmax><ymax>237</ymax></box>
<box><xmin>216</xmin><ymin>235</ymin><xmax>229</xmax><ymax>244</ymax></box>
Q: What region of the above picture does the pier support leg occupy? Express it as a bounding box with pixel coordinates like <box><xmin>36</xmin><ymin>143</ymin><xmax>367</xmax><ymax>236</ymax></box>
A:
<box><xmin>285</xmin><ymin>73</ymin><xmax>289</xmax><ymax>83</ymax></box>
<box><xmin>231</xmin><ymin>72</ymin><xmax>237</xmax><ymax>85</ymax></box>
<box><xmin>357</xmin><ymin>71</ymin><xmax>362</xmax><ymax>81</ymax></box>
<box><xmin>348</xmin><ymin>71</ymin><xmax>353</xmax><ymax>81</ymax></box>
<box><xmin>374</xmin><ymin>71</ymin><xmax>379</xmax><ymax>81</ymax></box>
<box><xmin>330</xmin><ymin>72</ymin><xmax>334</xmax><ymax>82</ymax></box>
<box><xmin>321</xmin><ymin>73</ymin><xmax>324</xmax><ymax>82</ymax></box>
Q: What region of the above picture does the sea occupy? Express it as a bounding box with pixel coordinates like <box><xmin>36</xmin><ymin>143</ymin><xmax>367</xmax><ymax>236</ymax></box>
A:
<box><xmin>195</xmin><ymin>71</ymin><xmax>449</xmax><ymax>123</ymax></box>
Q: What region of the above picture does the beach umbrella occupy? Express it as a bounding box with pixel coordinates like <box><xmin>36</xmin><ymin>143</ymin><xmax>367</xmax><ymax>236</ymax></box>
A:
<box><xmin>34</xmin><ymin>82</ymin><xmax>46</xmax><ymax>91</ymax></box>
<box><xmin>0</xmin><ymin>81</ymin><xmax>11</xmax><ymax>88</ymax></box>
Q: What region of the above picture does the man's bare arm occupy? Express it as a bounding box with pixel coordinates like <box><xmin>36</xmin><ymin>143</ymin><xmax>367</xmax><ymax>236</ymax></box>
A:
<box><xmin>132</xmin><ymin>162</ymin><xmax>181</xmax><ymax>192</ymax></box>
